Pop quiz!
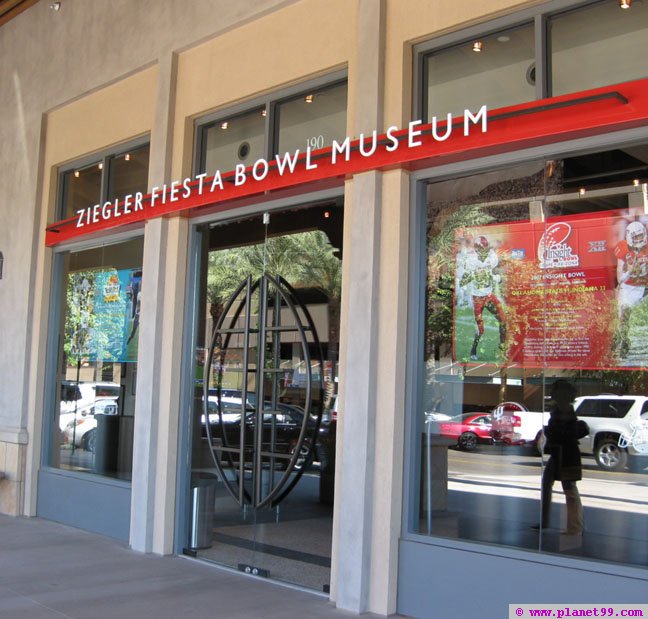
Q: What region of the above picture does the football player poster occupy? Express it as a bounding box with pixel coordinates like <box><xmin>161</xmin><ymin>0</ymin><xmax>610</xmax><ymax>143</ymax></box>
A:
<box><xmin>452</xmin><ymin>210</ymin><xmax>648</xmax><ymax>369</ymax></box>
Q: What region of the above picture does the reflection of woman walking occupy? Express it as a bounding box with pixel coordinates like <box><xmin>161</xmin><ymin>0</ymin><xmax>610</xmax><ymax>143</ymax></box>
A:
<box><xmin>539</xmin><ymin>379</ymin><xmax>589</xmax><ymax>535</ymax></box>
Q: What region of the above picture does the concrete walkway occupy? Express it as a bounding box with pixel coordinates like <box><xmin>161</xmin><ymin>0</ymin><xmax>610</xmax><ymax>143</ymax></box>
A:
<box><xmin>0</xmin><ymin>515</ymin><xmax>381</xmax><ymax>619</ymax></box>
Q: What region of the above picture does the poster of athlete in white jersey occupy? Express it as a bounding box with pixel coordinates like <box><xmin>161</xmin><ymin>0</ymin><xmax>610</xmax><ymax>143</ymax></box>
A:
<box><xmin>457</xmin><ymin>234</ymin><xmax>507</xmax><ymax>362</ymax></box>
<box><xmin>613</xmin><ymin>220</ymin><xmax>648</xmax><ymax>361</ymax></box>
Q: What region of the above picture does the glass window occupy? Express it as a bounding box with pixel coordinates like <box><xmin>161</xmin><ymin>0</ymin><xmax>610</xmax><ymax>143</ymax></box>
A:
<box><xmin>275</xmin><ymin>82</ymin><xmax>347</xmax><ymax>155</ymax></box>
<box><xmin>50</xmin><ymin>237</ymin><xmax>144</xmax><ymax>480</ymax></box>
<box><xmin>414</xmin><ymin>143</ymin><xmax>648</xmax><ymax>568</ymax></box>
<box><xmin>551</xmin><ymin>1</ymin><xmax>648</xmax><ymax>97</ymax></box>
<box><xmin>61</xmin><ymin>163</ymin><xmax>102</xmax><ymax>221</ymax></box>
<box><xmin>202</xmin><ymin>108</ymin><xmax>266</xmax><ymax>173</ymax></box>
<box><xmin>424</xmin><ymin>24</ymin><xmax>535</xmax><ymax>120</ymax></box>
<box><xmin>58</xmin><ymin>142</ymin><xmax>150</xmax><ymax>221</ymax></box>
<box><xmin>108</xmin><ymin>145</ymin><xmax>150</xmax><ymax>203</ymax></box>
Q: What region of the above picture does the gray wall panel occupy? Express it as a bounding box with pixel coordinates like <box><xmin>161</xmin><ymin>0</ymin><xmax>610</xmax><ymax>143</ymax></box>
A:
<box><xmin>37</xmin><ymin>470</ymin><xmax>130</xmax><ymax>542</ymax></box>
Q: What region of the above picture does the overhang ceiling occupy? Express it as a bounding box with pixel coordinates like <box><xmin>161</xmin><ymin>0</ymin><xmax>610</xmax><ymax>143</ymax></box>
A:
<box><xmin>0</xmin><ymin>0</ymin><xmax>38</xmax><ymax>29</ymax></box>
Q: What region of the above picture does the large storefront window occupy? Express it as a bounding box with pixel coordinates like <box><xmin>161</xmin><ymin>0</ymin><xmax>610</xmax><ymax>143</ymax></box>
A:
<box><xmin>49</xmin><ymin>237</ymin><xmax>143</xmax><ymax>480</ymax></box>
<box><xmin>413</xmin><ymin>143</ymin><xmax>648</xmax><ymax>568</ymax></box>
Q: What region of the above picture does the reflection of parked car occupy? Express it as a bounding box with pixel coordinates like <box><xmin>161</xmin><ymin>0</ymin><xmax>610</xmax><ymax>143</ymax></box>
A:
<box><xmin>62</xmin><ymin>398</ymin><xmax>118</xmax><ymax>452</ymax></box>
<box><xmin>490</xmin><ymin>402</ymin><xmax>544</xmax><ymax>450</ymax></box>
<box><xmin>574</xmin><ymin>395</ymin><xmax>648</xmax><ymax>472</ymax></box>
<box><xmin>437</xmin><ymin>413</ymin><xmax>493</xmax><ymax>451</ymax></box>
<box><xmin>202</xmin><ymin>400</ymin><xmax>321</xmax><ymax>469</ymax></box>
<box><xmin>60</xmin><ymin>381</ymin><xmax>120</xmax><ymax>415</ymax></box>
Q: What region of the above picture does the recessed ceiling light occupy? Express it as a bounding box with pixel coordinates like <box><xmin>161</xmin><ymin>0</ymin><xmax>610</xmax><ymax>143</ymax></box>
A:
<box><xmin>472</xmin><ymin>41</ymin><xmax>483</xmax><ymax>53</ymax></box>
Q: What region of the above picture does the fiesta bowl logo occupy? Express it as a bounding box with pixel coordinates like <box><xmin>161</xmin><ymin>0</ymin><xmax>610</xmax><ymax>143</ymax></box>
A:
<box><xmin>537</xmin><ymin>222</ymin><xmax>580</xmax><ymax>269</ymax></box>
<box><xmin>103</xmin><ymin>274</ymin><xmax>121</xmax><ymax>302</ymax></box>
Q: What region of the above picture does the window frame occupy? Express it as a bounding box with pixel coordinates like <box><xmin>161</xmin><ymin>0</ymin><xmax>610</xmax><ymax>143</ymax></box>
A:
<box><xmin>55</xmin><ymin>135</ymin><xmax>150</xmax><ymax>222</ymax></box>
<box><xmin>42</xmin><ymin>232</ymin><xmax>146</xmax><ymax>483</ymax></box>
<box><xmin>412</xmin><ymin>0</ymin><xmax>619</xmax><ymax>124</ymax></box>
<box><xmin>192</xmin><ymin>70</ymin><xmax>348</xmax><ymax>177</ymax></box>
<box><xmin>402</xmin><ymin>122</ymin><xmax>648</xmax><ymax>578</ymax></box>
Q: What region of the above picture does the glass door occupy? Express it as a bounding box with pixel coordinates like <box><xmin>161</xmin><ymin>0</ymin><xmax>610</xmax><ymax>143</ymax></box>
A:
<box><xmin>187</xmin><ymin>203</ymin><xmax>342</xmax><ymax>592</ymax></box>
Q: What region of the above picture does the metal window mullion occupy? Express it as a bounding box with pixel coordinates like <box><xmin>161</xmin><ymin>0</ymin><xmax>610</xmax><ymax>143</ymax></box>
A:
<box><xmin>100</xmin><ymin>155</ymin><xmax>110</xmax><ymax>203</ymax></box>
<box><xmin>268</xmin><ymin>101</ymin><xmax>280</xmax><ymax>158</ymax></box>
<box><xmin>535</xmin><ymin>14</ymin><xmax>549</xmax><ymax>100</ymax></box>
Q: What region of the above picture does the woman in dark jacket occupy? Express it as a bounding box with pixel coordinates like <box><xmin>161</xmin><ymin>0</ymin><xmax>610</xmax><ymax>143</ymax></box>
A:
<box><xmin>539</xmin><ymin>379</ymin><xmax>589</xmax><ymax>535</ymax></box>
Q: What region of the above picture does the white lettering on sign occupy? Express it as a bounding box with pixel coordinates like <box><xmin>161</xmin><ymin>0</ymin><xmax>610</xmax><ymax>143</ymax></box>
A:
<box><xmin>73</xmin><ymin>106</ymin><xmax>488</xmax><ymax>228</ymax></box>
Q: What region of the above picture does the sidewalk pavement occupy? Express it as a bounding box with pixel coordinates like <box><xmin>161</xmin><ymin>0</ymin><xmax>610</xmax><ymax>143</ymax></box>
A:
<box><xmin>0</xmin><ymin>514</ymin><xmax>382</xmax><ymax>619</ymax></box>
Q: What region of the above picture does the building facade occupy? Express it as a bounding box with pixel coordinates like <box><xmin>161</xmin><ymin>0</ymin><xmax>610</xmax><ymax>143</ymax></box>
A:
<box><xmin>2</xmin><ymin>0</ymin><xmax>648</xmax><ymax>616</ymax></box>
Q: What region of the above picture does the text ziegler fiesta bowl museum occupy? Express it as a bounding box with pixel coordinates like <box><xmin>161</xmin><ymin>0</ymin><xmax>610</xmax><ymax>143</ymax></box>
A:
<box><xmin>73</xmin><ymin>106</ymin><xmax>489</xmax><ymax>228</ymax></box>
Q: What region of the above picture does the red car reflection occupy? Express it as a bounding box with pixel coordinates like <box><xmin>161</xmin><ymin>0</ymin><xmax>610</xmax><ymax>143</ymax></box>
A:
<box><xmin>438</xmin><ymin>413</ymin><xmax>493</xmax><ymax>451</ymax></box>
<box><xmin>489</xmin><ymin>401</ymin><xmax>526</xmax><ymax>446</ymax></box>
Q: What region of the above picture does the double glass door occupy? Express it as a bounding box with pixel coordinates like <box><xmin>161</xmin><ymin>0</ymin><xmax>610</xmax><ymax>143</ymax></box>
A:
<box><xmin>188</xmin><ymin>203</ymin><xmax>342</xmax><ymax>591</ymax></box>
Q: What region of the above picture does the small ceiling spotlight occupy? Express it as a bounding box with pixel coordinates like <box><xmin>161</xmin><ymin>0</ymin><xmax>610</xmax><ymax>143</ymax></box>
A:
<box><xmin>472</xmin><ymin>41</ymin><xmax>483</xmax><ymax>53</ymax></box>
<box><xmin>323</xmin><ymin>210</ymin><xmax>331</xmax><ymax>219</ymax></box>
<box><xmin>124</xmin><ymin>153</ymin><xmax>130</xmax><ymax>161</ymax></box>
<box><xmin>579</xmin><ymin>187</ymin><xmax>586</xmax><ymax>196</ymax></box>
<box><xmin>619</xmin><ymin>0</ymin><xmax>632</xmax><ymax>9</ymax></box>
<box><xmin>305</xmin><ymin>94</ymin><xmax>314</xmax><ymax>103</ymax></box>
<box><xmin>261</xmin><ymin>108</ymin><xmax>267</xmax><ymax>117</ymax></box>
<box><xmin>634</xmin><ymin>179</ymin><xmax>641</xmax><ymax>186</ymax></box>
<box><xmin>220</xmin><ymin>121</ymin><xmax>229</xmax><ymax>130</ymax></box>
<box><xmin>50</xmin><ymin>2</ymin><xmax>61</xmax><ymax>10</ymax></box>
<box><xmin>98</xmin><ymin>162</ymin><xmax>103</xmax><ymax>170</ymax></box>
<box><xmin>74</xmin><ymin>170</ymin><xmax>80</xmax><ymax>178</ymax></box>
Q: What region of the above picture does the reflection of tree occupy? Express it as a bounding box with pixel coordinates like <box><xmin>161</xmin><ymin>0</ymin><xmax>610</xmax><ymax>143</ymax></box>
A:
<box><xmin>206</xmin><ymin>231</ymin><xmax>342</xmax><ymax>362</ymax></box>
<box><xmin>64</xmin><ymin>270</ymin><xmax>130</xmax><ymax>363</ymax></box>
<box><xmin>65</xmin><ymin>272</ymin><xmax>96</xmax><ymax>361</ymax></box>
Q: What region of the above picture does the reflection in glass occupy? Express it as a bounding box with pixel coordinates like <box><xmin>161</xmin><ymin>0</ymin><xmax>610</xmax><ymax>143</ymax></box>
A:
<box><xmin>416</xmin><ymin>145</ymin><xmax>648</xmax><ymax>569</ymax></box>
<box><xmin>551</xmin><ymin>1</ymin><xmax>648</xmax><ymax>97</ymax></box>
<box><xmin>202</xmin><ymin>108</ymin><xmax>266</xmax><ymax>173</ymax></box>
<box><xmin>61</xmin><ymin>163</ymin><xmax>102</xmax><ymax>221</ymax></box>
<box><xmin>275</xmin><ymin>82</ymin><xmax>347</xmax><ymax>155</ymax></box>
<box><xmin>108</xmin><ymin>145</ymin><xmax>150</xmax><ymax>203</ymax></box>
<box><xmin>52</xmin><ymin>238</ymin><xmax>143</xmax><ymax>480</ymax></box>
<box><xmin>425</xmin><ymin>24</ymin><xmax>535</xmax><ymax>120</ymax></box>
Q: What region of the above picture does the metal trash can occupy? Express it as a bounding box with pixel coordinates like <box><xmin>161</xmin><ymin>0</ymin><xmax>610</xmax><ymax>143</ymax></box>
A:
<box><xmin>189</xmin><ymin>479</ymin><xmax>216</xmax><ymax>550</ymax></box>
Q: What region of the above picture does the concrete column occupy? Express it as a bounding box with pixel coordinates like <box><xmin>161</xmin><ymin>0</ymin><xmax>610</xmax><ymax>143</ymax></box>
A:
<box><xmin>130</xmin><ymin>52</ymin><xmax>185</xmax><ymax>554</ymax></box>
<box><xmin>129</xmin><ymin>218</ymin><xmax>167</xmax><ymax>553</ymax></box>
<box><xmin>332</xmin><ymin>0</ymin><xmax>386</xmax><ymax>613</ymax></box>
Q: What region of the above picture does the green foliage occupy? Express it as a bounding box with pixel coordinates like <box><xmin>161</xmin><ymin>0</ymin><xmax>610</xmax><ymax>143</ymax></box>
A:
<box><xmin>206</xmin><ymin>231</ymin><xmax>341</xmax><ymax>306</ymax></box>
